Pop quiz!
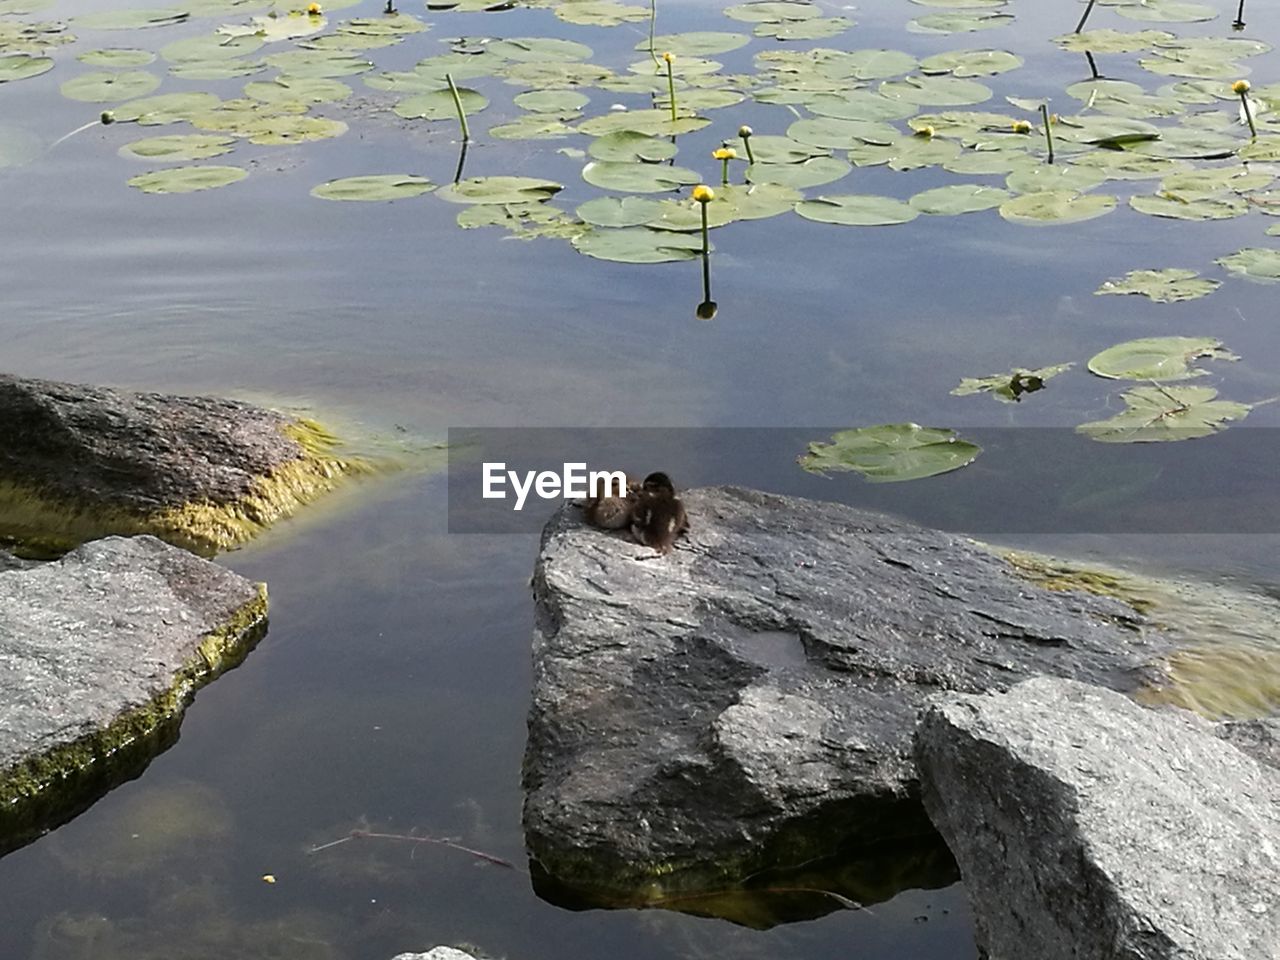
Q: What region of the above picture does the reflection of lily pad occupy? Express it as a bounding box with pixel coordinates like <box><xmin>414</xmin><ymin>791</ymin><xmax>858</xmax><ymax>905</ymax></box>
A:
<box><xmin>952</xmin><ymin>363</ymin><xmax>1073</xmax><ymax>403</ymax></box>
<box><xmin>1087</xmin><ymin>336</ymin><xmax>1237</xmax><ymax>381</ymax></box>
<box><xmin>571</xmin><ymin>227</ymin><xmax>706</xmax><ymax>263</ymax></box>
<box><xmin>799</xmin><ymin>424</ymin><xmax>981</xmax><ymax>482</ymax></box>
<box><xmin>436</xmin><ymin>175</ymin><xmax>563</xmax><ymax>204</ymax></box>
<box><xmin>311</xmin><ymin>174</ymin><xmax>435</xmax><ymax>201</ymax></box>
<box><xmin>1095</xmin><ymin>268</ymin><xmax>1219</xmax><ymax>303</ymax></box>
<box><xmin>795</xmin><ymin>194</ymin><xmax>919</xmax><ymax>226</ymax></box>
<box><xmin>128</xmin><ymin>164</ymin><xmax>248</xmax><ymax>194</ymax></box>
<box><xmin>1078</xmin><ymin>386</ymin><xmax>1250</xmax><ymax>443</ymax></box>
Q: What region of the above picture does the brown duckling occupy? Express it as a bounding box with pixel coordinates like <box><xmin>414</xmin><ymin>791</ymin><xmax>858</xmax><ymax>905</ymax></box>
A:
<box><xmin>583</xmin><ymin>473</ymin><xmax>639</xmax><ymax>530</ymax></box>
<box><xmin>630</xmin><ymin>471</ymin><xmax>689</xmax><ymax>555</ymax></box>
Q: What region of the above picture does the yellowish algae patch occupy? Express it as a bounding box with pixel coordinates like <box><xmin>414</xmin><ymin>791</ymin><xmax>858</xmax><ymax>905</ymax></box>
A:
<box><xmin>0</xmin><ymin>585</ymin><xmax>267</xmax><ymax>816</ymax></box>
<box><xmin>999</xmin><ymin>548</ymin><xmax>1280</xmax><ymax>720</ymax></box>
<box><xmin>0</xmin><ymin>419</ymin><xmax>370</xmax><ymax>557</ymax></box>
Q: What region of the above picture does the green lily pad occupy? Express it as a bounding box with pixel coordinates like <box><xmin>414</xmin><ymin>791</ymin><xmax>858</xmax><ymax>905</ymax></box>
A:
<box><xmin>436</xmin><ymin>175</ymin><xmax>563</xmax><ymax>204</ymax></box>
<box><xmin>587</xmin><ymin>130</ymin><xmax>677</xmax><ymax>163</ymax></box>
<box><xmin>311</xmin><ymin>174</ymin><xmax>435</xmax><ymax>201</ymax></box>
<box><xmin>570</xmin><ymin>227</ymin><xmax>706</xmax><ymax>263</ymax></box>
<box><xmin>79</xmin><ymin>47</ymin><xmax>156</xmax><ymax>66</ymax></box>
<box><xmin>554</xmin><ymin>1</ymin><xmax>648</xmax><ymax>26</ymax></box>
<box><xmin>910</xmin><ymin>183</ymin><xmax>1012</xmax><ymax>214</ymax></box>
<box><xmin>807</xmin><ymin>90</ymin><xmax>918</xmax><ymax>122</ymax></box>
<box><xmin>1005</xmin><ymin>164</ymin><xmax>1107</xmax><ymax>194</ymax></box>
<box><xmin>0</xmin><ymin>53</ymin><xmax>53</xmax><ymax>82</ymax></box>
<box><xmin>1055</xmin><ymin>28</ymin><xmax>1175</xmax><ymax>54</ymax></box>
<box><xmin>245</xmin><ymin>76</ymin><xmax>351</xmax><ymax>103</ymax></box>
<box><xmin>576</xmin><ymin>195</ymin><xmax>666</xmax><ymax>227</ymax></box>
<box><xmin>456</xmin><ymin>203</ymin><xmax>585</xmax><ymax>241</ymax></box>
<box><xmin>1215</xmin><ymin>248</ymin><xmax>1280</xmax><ymax>282</ymax></box>
<box><xmin>502</xmin><ymin>61</ymin><xmax>613</xmax><ymax>88</ymax></box>
<box><xmin>640</xmin><ymin>32</ymin><xmax>750</xmax><ymax>57</ymax></box>
<box><xmin>787</xmin><ymin>117</ymin><xmax>899</xmax><ymax>149</ymax></box>
<box><xmin>74</xmin><ymin>8</ymin><xmax>189</xmax><ymax>30</ymax></box>
<box><xmin>1114</xmin><ymin>0</ymin><xmax>1217</xmax><ymax>24</ymax></box>
<box><xmin>724</xmin><ymin>1</ymin><xmax>822</xmax><ymax>23</ymax></box>
<box><xmin>1071</xmin><ymin>151</ymin><xmax>1187</xmax><ymax>180</ymax></box>
<box><xmin>795</xmin><ymin>194</ymin><xmax>919</xmax><ymax>226</ymax></box>
<box><xmin>240</xmin><ymin>114</ymin><xmax>347</xmax><ymax>145</ymax></box>
<box><xmin>743</xmin><ymin>135</ymin><xmax>828</xmax><ymax>164</ymax></box>
<box><xmin>754</xmin><ymin>17</ymin><xmax>851</xmax><ymax>42</ymax></box>
<box><xmin>1094</xmin><ymin>268</ymin><xmax>1220</xmax><ymax>303</ymax></box>
<box><xmin>161</xmin><ymin>33</ymin><xmax>263</xmax><ymax>62</ymax></box>
<box><xmin>919</xmin><ymin>49</ymin><xmax>1022</xmax><ymax>78</ymax></box>
<box><xmin>646</xmin><ymin>183</ymin><xmax>802</xmax><ymax>230</ymax></box>
<box><xmin>1086</xmin><ymin>336</ymin><xmax>1238</xmax><ymax>381</ymax></box>
<box><xmin>952</xmin><ymin>363</ymin><xmax>1073</xmax><ymax>402</ymax></box>
<box><xmin>394</xmin><ymin>87</ymin><xmax>486</xmax><ymax>120</ymax></box>
<box><xmin>489</xmin><ymin>116</ymin><xmax>577</xmax><ymax>140</ymax></box>
<box><xmin>818</xmin><ymin>48</ymin><xmax>918</xmax><ymax>81</ymax></box>
<box><xmin>999</xmin><ymin>190</ymin><xmax>1117</xmax><ymax>225</ymax></box>
<box><xmin>112</xmin><ymin>91</ymin><xmax>221</xmax><ymax>123</ymax></box>
<box><xmin>61</xmin><ymin>70</ymin><xmax>160</xmax><ymax>102</ymax></box>
<box><xmin>1128</xmin><ymin>193</ymin><xmax>1247</xmax><ymax>221</ymax></box>
<box><xmin>798</xmin><ymin>424</ymin><xmax>981</xmax><ymax>482</ymax></box>
<box><xmin>169</xmin><ymin>58</ymin><xmax>266</xmax><ymax>80</ymax></box>
<box><xmin>746</xmin><ymin>156</ymin><xmax>851</xmax><ymax>189</ymax></box>
<box><xmin>262</xmin><ymin>50</ymin><xmax>372</xmax><ymax>77</ymax></box>
<box><xmin>908</xmin><ymin>12</ymin><xmax>1013</xmax><ymax>34</ymax></box>
<box><xmin>879</xmin><ymin>75</ymin><xmax>992</xmax><ymax>106</ymax></box>
<box><xmin>576</xmin><ymin>109</ymin><xmax>708</xmax><ymax>137</ymax></box>
<box><xmin>1077</xmin><ymin>386</ymin><xmax>1250</xmax><ymax>443</ymax></box>
<box><xmin>581</xmin><ymin>161</ymin><xmax>701</xmax><ymax>193</ymax></box>
<box><xmin>219</xmin><ymin>14</ymin><xmax>326</xmax><ymax>44</ymax></box>
<box><xmin>120</xmin><ymin>133</ymin><xmax>236</xmax><ymax>161</ymax></box>
<box><xmin>127</xmin><ymin>164</ymin><xmax>248</xmax><ymax>194</ymax></box>
<box><xmin>515</xmin><ymin>89</ymin><xmax>589</xmax><ymax>114</ymax></box>
<box><xmin>487</xmin><ymin>37</ymin><xmax>593</xmax><ymax>62</ymax></box>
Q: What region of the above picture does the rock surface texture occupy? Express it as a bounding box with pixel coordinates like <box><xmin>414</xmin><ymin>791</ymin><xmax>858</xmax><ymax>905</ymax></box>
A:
<box><xmin>0</xmin><ymin>373</ymin><xmax>356</xmax><ymax>554</ymax></box>
<box><xmin>916</xmin><ymin>677</ymin><xmax>1280</xmax><ymax>960</ymax></box>
<box><xmin>0</xmin><ymin>536</ymin><xmax>266</xmax><ymax>852</ymax></box>
<box><xmin>390</xmin><ymin>950</ymin><xmax>481</xmax><ymax>960</ymax></box>
<box><xmin>525</xmin><ymin>486</ymin><xmax>1171</xmax><ymax>895</ymax></box>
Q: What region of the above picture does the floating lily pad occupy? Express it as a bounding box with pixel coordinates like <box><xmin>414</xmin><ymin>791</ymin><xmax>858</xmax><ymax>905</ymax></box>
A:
<box><xmin>120</xmin><ymin>133</ymin><xmax>236</xmax><ymax>161</ymax></box>
<box><xmin>880</xmin><ymin>75</ymin><xmax>992</xmax><ymax>106</ymax></box>
<box><xmin>263</xmin><ymin>49</ymin><xmax>372</xmax><ymax>77</ymax></box>
<box><xmin>489</xmin><ymin>116</ymin><xmax>577</xmax><ymax>139</ymax></box>
<box><xmin>456</xmin><ymin>202</ymin><xmax>585</xmax><ymax>241</ymax></box>
<box><xmin>1056</xmin><ymin>28</ymin><xmax>1175</xmax><ymax>54</ymax></box>
<box><xmin>240</xmin><ymin>114</ymin><xmax>347</xmax><ymax>144</ymax></box>
<box><xmin>487</xmin><ymin>37</ymin><xmax>593</xmax><ymax>62</ymax></box>
<box><xmin>127</xmin><ymin>164</ymin><xmax>248</xmax><ymax>194</ymax></box>
<box><xmin>576</xmin><ymin>195</ymin><xmax>666</xmax><ymax>227</ymax></box>
<box><xmin>245</xmin><ymin>76</ymin><xmax>351</xmax><ymax>103</ymax></box>
<box><xmin>747</xmin><ymin>156</ymin><xmax>851</xmax><ymax>189</ymax></box>
<box><xmin>1114</xmin><ymin>0</ymin><xmax>1216</xmax><ymax>24</ymax></box>
<box><xmin>1215</xmin><ymin>248</ymin><xmax>1280</xmax><ymax>282</ymax></box>
<box><xmin>1087</xmin><ymin>336</ymin><xmax>1238</xmax><ymax>381</ymax></box>
<box><xmin>640</xmin><ymin>32</ymin><xmax>750</xmax><ymax>57</ymax></box>
<box><xmin>998</xmin><ymin>190</ymin><xmax>1117</xmax><ymax>225</ymax></box>
<box><xmin>910</xmin><ymin>183</ymin><xmax>1011</xmax><ymax>215</ymax></box>
<box><xmin>724</xmin><ymin>1</ymin><xmax>822</xmax><ymax>23</ymax></box>
<box><xmin>502</xmin><ymin>61</ymin><xmax>613</xmax><ymax>88</ymax></box>
<box><xmin>112</xmin><ymin>91</ymin><xmax>221</xmax><ymax>123</ymax></box>
<box><xmin>587</xmin><ymin>130</ymin><xmax>677</xmax><ymax>163</ymax></box>
<box><xmin>219</xmin><ymin>14</ymin><xmax>326</xmax><ymax>44</ymax></box>
<box><xmin>795</xmin><ymin>194</ymin><xmax>919</xmax><ymax>226</ymax></box>
<box><xmin>577</xmin><ymin>108</ymin><xmax>708</xmax><ymax>137</ymax></box>
<box><xmin>787</xmin><ymin>117</ymin><xmax>899</xmax><ymax>149</ymax></box>
<box><xmin>311</xmin><ymin>174</ymin><xmax>435</xmax><ymax>201</ymax></box>
<box><xmin>806</xmin><ymin>90</ymin><xmax>918</xmax><ymax>122</ymax></box>
<box><xmin>79</xmin><ymin>47</ymin><xmax>155</xmax><ymax>66</ymax></box>
<box><xmin>798</xmin><ymin>424</ymin><xmax>981</xmax><ymax>482</ymax></box>
<box><xmin>170</xmin><ymin>58</ymin><xmax>266</xmax><ymax>80</ymax></box>
<box><xmin>515</xmin><ymin>89</ymin><xmax>589</xmax><ymax>114</ymax></box>
<box><xmin>1128</xmin><ymin>193</ymin><xmax>1247</xmax><ymax>221</ymax></box>
<box><xmin>161</xmin><ymin>33</ymin><xmax>263</xmax><ymax>62</ymax></box>
<box><xmin>908</xmin><ymin>12</ymin><xmax>1013</xmax><ymax>34</ymax></box>
<box><xmin>1094</xmin><ymin>268</ymin><xmax>1219</xmax><ymax>303</ymax></box>
<box><xmin>581</xmin><ymin>160</ymin><xmax>701</xmax><ymax>193</ymax></box>
<box><xmin>819</xmin><ymin>48</ymin><xmax>917</xmax><ymax>81</ymax></box>
<box><xmin>61</xmin><ymin>69</ymin><xmax>160</xmax><ymax>102</ymax></box>
<box><xmin>743</xmin><ymin>134</ymin><xmax>828</xmax><ymax>164</ymax></box>
<box><xmin>0</xmin><ymin>53</ymin><xmax>52</xmax><ymax>82</ymax></box>
<box><xmin>755</xmin><ymin>17</ymin><xmax>851</xmax><ymax>42</ymax></box>
<box><xmin>554</xmin><ymin>1</ymin><xmax>648</xmax><ymax>26</ymax></box>
<box><xmin>571</xmin><ymin>227</ymin><xmax>706</xmax><ymax>263</ymax></box>
<box><xmin>436</xmin><ymin>175</ymin><xmax>563</xmax><ymax>204</ymax></box>
<box><xmin>1077</xmin><ymin>386</ymin><xmax>1250</xmax><ymax>443</ymax></box>
<box><xmin>952</xmin><ymin>363</ymin><xmax>1073</xmax><ymax>403</ymax></box>
<box><xmin>394</xmin><ymin>87</ymin><xmax>486</xmax><ymax>120</ymax></box>
<box><xmin>919</xmin><ymin>49</ymin><xmax>1022</xmax><ymax>78</ymax></box>
<box><xmin>74</xmin><ymin>8</ymin><xmax>189</xmax><ymax>30</ymax></box>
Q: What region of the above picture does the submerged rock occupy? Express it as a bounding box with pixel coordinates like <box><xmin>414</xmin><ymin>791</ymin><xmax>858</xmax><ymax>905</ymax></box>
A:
<box><xmin>915</xmin><ymin>677</ymin><xmax>1279</xmax><ymax>960</ymax></box>
<box><xmin>525</xmin><ymin>486</ymin><xmax>1171</xmax><ymax>901</ymax></box>
<box><xmin>0</xmin><ymin>373</ymin><xmax>361</xmax><ymax>555</ymax></box>
<box><xmin>0</xmin><ymin>536</ymin><xmax>266</xmax><ymax>855</ymax></box>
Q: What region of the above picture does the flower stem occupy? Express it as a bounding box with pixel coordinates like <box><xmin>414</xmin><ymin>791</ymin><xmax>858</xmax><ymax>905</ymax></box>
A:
<box><xmin>1074</xmin><ymin>0</ymin><xmax>1096</xmax><ymax>34</ymax></box>
<box><xmin>741</xmin><ymin>132</ymin><xmax>754</xmax><ymax>165</ymax></box>
<box><xmin>1040</xmin><ymin>104</ymin><xmax>1055</xmax><ymax>164</ymax></box>
<box><xmin>720</xmin><ymin>157</ymin><xmax>730</xmax><ymax>185</ymax></box>
<box><xmin>665</xmin><ymin>58</ymin><xmax>676</xmax><ymax>122</ymax></box>
<box><xmin>445</xmin><ymin>73</ymin><xmax>470</xmax><ymax>143</ymax></box>
<box><xmin>1240</xmin><ymin>91</ymin><xmax>1258</xmax><ymax>139</ymax></box>
<box><xmin>648</xmin><ymin>0</ymin><xmax>658</xmax><ymax>69</ymax></box>
<box><xmin>700</xmin><ymin>200</ymin><xmax>709</xmax><ymax>256</ymax></box>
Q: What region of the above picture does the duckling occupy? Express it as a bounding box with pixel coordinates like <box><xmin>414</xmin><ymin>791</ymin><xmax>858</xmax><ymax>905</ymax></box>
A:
<box><xmin>582</xmin><ymin>473</ymin><xmax>639</xmax><ymax>530</ymax></box>
<box><xmin>630</xmin><ymin>472</ymin><xmax>689</xmax><ymax>556</ymax></box>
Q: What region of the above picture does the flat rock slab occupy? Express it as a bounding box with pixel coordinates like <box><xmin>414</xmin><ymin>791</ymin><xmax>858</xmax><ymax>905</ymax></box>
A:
<box><xmin>916</xmin><ymin>678</ymin><xmax>1280</xmax><ymax>960</ymax></box>
<box><xmin>526</xmin><ymin>486</ymin><xmax>1171</xmax><ymax>897</ymax></box>
<box><xmin>0</xmin><ymin>536</ymin><xmax>267</xmax><ymax>854</ymax></box>
<box><xmin>0</xmin><ymin>373</ymin><xmax>358</xmax><ymax>555</ymax></box>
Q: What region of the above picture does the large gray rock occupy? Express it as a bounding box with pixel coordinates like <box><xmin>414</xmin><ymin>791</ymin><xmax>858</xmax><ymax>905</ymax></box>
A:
<box><xmin>391</xmin><ymin>950</ymin><xmax>481</xmax><ymax>960</ymax></box>
<box><xmin>0</xmin><ymin>536</ymin><xmax>267</xmax><ymax>854</ymax></box>
<box><xmin>915</xmin><ymin>677</ymin><xmax>1280</xmax><ymax>960</ymax></box>
<box><xmin>525</xmin><ymin>486</ymin><xmax>1171</xmax><ymax>898</ymax></box>
<box><xmin>0</xmin><ymin>373</ymin><xmax>356</xmax><ymax>555</ymax></box>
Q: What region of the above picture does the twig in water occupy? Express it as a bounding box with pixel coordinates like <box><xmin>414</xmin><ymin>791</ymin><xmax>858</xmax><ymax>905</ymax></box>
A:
<box><xmin>308</xmin><ymin>829</ymin><xmax>516</xmax><ymax>869</ymax></box>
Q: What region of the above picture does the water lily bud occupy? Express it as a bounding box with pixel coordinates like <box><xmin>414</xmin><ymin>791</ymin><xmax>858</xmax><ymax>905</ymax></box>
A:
<box><xmin>692</xmin><ymin>185</ymin><xmax>714</xmax><ymax>203</ymax></box>
<box><xmin>1012</xmin><ymin>119</ymin><xmax>1031</xmax><ymax>134</ymax></box>
<box><xmin>696</xmin><ymin>300</ymin><xmax>718</xmax><ymax>321</ymax></box>
<box><xmin>1233</xmin><ymin>79</ymin><xmax>1251</xmax><ymax>95</ymax></box>
<box><xmin>738</xmin><ymin>125</ymin><xmax>753</xmax><ymax>138</ymax></box>
<box><xmin>307</xmin><ymin>2</ymin><xmax>322</xmax><ymax>13</ymax></box>
<box><xmin>100</xmin><ymin>111</ymin><xmax>114</xmax><ymax>124</ymax></box>
<box><xmin>915</xmin><ymin>125</ymin><xmax>935</xmax><ymax>138</ymax></box>
<box><xmin>662</xmin><ymin>51</ymin><xmax>674</xmax><ymax>64</ymax></box>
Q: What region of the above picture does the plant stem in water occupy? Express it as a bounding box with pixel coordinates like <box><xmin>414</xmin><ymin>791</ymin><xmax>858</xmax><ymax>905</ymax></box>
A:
<box><xmin>665</xmin><ymin>57</ymin><xmax>677</xmax><ymax>123</ymax></box>
<box><xmin>445</xmin><ymin>73</ymin><xmax>471</xmax><ymax>143</ymax></box>
<box><xmin>1040</xmin><ymin>104</ymin><xmax>1055</xmax><ymax>164</ymax></box>
<box><xmin>648</xmin><ymin>0</ymin><xmax>659</xmax><ymax>69</ymax></box>
<box><xmin>1074</xmin><ymin>0</ymin><xmax>1096</xmax><ymax>34</ymax></box>
<box><xmin>1240</xmin><ymin>90</ymin><xmax>1257</xmax><ymax>139</ymax></box>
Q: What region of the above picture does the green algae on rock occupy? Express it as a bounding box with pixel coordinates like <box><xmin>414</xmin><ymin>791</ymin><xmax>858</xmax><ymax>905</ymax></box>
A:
<box><xmin>0</xmin><ymin>373</ymin><xmax>367</xmax><ymax>556</ymax></box>
<box><xmin>0</xmin><ymin>536</ymin><xmax>267</xmax><ymax>856</ymax></box>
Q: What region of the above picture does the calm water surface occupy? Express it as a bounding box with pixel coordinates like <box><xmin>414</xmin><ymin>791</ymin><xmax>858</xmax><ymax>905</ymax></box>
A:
<box><xmin>2</xmin><ymin>0</ymin><xmax>1279</xmax><ymax>956</ymax></box>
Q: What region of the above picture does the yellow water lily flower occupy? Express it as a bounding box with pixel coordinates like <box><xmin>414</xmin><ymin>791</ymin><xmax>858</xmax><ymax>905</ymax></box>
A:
<box><xmin>712</xmin><ymin>147</ymin><xmax>737</xmax><ymax>160</ymax></box>
<box><xmin>1012</xmin><ymin>119</ymin><xmax>1032</xmax><ymax>134</ymax></box>
<box><xmin>307</xmin><ymin>2</ymin><xmax>321</xmax><ymax>13</ymax></box>
<box><xmin>692</xmin><ymin>185</ymin><xmax>715</xmax><ymax>203</ymax></box>
<box><xmin>662</xmin><ymin>51</ymin><xmax>674</xmax><ymax>64</ymax></box>
<box><xmin>1233</xmin><ymin>79</ymin><xmax>1251</xmax><ymax>95</ymax></box>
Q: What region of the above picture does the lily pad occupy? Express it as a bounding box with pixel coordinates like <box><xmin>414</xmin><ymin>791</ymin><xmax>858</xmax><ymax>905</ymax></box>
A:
<box><xmin>587</xmin><ymin>130</ymin><xmax>677</xmax><ymax>163</ymax></box>
<box><xmin>787</xmin><ymin>117</ymin><xmax>899</xmax><ymax>150</ymax></box>
<box><xmin>879</xmin><ymin>75</ymin><xmax>992</xmax><ymax>106</ymax></box>
<box><xmin>436</xmin><ymin>175</ymin><xmax>563</xmax><ymax>204</ymax></box>
<box><xmin>161</xmin><ymin>33</ymin><xmax>263</xmax><ymax>62</ymax></box>
<box><xmin>393</xmin><ymin>87</ymin><xmax>487</xmax><ymax>120</ymax></box>
<box><xmin>1215</xmin><ymin>248</ymin><xmax>1280</xmax><ymax>282</ymax></box>
<box><xmin>1094</xmin><ymin>268</ymin><xmax>1220</xmax><ymax>303</ymax></box>
<box><xmin>0</xmin><ymin>52</ymin><xmax>52</xmax><ymax>82</ymax></box>
<box><xmin>807</xmin><ymin>90</ymin><xmax>918</xmax><ymax>122</ymax></box>
<box><xmin>746</xmin><ymin>156</ymin><xmax>851</xmax><ymax>189</ymax></box>
<box><xmin>120</xmin><ymin>133</ymin><xmax>236</xmax><ymax>161</ymax></box>
<box><xmin>240</xmin><ymin>114</ymin><xmax>347</xmax><ymax>145</ymax></box>
<box><xmin>577</xmin><ymin>109</ymin><xmax>708</xmax><ymax>137</ymax></box>
<box><xmin>74</xmin><ymin>8</ymin><xmax>189</xmax><ymax>30</ymax></box>
<box><xmin>554</xmin><ymin>1</ymin><xmax>648</xmax><ymax>26</ymax></box>
<box><xmin>1114</xmin><ymin>0</ymin><xmax>1216</xmax><ymax>24</ymax></box>
<box><xmin>311</xmin><ymin>174</ymin><xmax>435</xmax><ymax>201</ymax></box>
<box><xmin>487</xmin><ymin>37</ymin><xmax>592</xmax><ymax>62</ymax></box>
<box><xmin>909</xmin><ymin>183</ymin><xmax>1011</xmax><ymax>215</ymax></box>
<box><xmin>641</xmin><ymin>32</ymin><xmax>750</xmax><ymax>57</ymax></box>
<box><xmin>61</xmin><ymin>69</ymin><xmax>160</xmax><ymax>102</ymax></box>
<box><xmin>794</xmin><ymin>194</ymin><xmax>919</xmax><ymax>226</ymax></box>
<box><xmin>515</xmin><ymin>89</ymin><xmax>589</xmax><ymax>114</ymax></box>
<box><xmin>576</xmin><ymin>195</ymin><xmax>666</xmax><ymax>227</ymax></box>
<box><xmin>127</xmin><ymin>164</ymin><xmax>248</xmax><ymax>194</ymax></box>
<box><xmin>581</xmin><ymin>161</ymin><xmax>701</xmax><ymax>193</ymax></box>
<box><xmin>999</xmin><ymin>190</ymin><xmax>1116</xmax><ymax>225</ymax></box>
<box><xmin>818</xmin><ymin>48</ymin><xmax>917</xmax><ymax>81</ymax></box>
<box><xmin>1086</xmin><ymin>336</ymin><xmax>1238</xmax><ymax>381</ymax></box>
<box><xmin>245</xmin><ymin>76</ymin><xmax>351</xmax><ymax>104</ymax></box>
<box><xmin>724</xmin><ymin>1</ymin><xmax>822</xmax><ymax>23</ymax></box>
<box><xmin>570</xmin><ymin>227</ymin><xmax>706</xmax><ymax>263</ymax></box>
<box><xmin>754</xmin><ymin>17</ymin><xmax>851</xmax><ymax>42</ymax></box>
<box><xmin>79</xmin><ymin>47</ymin><xmax>155</xmax><ymax>66</ymax></box>
<box><xmin>112</xmin><ymin>91</ymin><xmax>221</xmax><ymax>123</ymax></box>
<box><xmin>798</xmin><ymin>424</ymin><xmax>981</xmax><ymax>482</ymax></box>
<box><xmin>1077</xmin><ymin>386</ymin><xmax>1250</xmax><ymax>443</ymax></box>
<box><xmin>919</xmin><ymin>49</ymin><xmax>1022</xmax><ymax>78</ymax></box>
<box><xmin>952</xmin><ymin>363</ymin><xmax>1073</xmax><ymax>402</ymax></box>
<box><xmin>1128</xmin><ymin>193</ymin><xmax>1247</xmax><ymax>221</ymax></box>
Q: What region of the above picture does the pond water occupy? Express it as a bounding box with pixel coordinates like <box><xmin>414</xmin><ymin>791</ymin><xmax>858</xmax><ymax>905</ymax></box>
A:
<box><xmin>2</xmin><ymin>0</ymin><xmax>1279</xmax><ymax>956</ymax></box>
